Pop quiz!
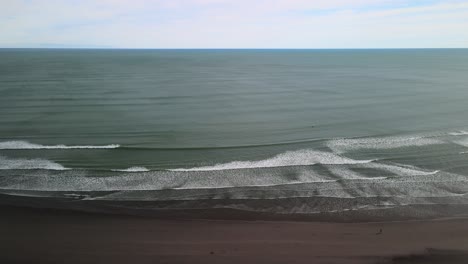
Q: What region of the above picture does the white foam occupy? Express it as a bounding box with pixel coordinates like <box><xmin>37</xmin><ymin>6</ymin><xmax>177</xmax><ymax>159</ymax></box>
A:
<box><xmin>449</xmin><ymin>131</ymin><xmax>468</xmax><ymax>136</ymax></box>
<box><xmin>0</xmin><ymin>156</ymin><xmax>67</xmax><ymax>170</ymax></box>
<box><xmin>172</xmin><ymin>179</ymin><xmax>338</xmax><ymax>190</ymax></box>
<box><xmin>112</xmin><ymin>166</ymin><xmax>150</xmax><ymax>172</ymax></box>
<box><xmin>0</xmin><ymin>165</ymin><xmax>336</xmax><ymax>191</ymax></box>
<box><xmin>63</xmin><ymin>193</ymin><xmax>91</xmax><ymax>199</ymax></box>
<box><xmin>454</xmin><ymin>138</ymin><xmax>468</xmax><ymax>148</ymax></box>
<box><xmin>0</xmin><ymin>191</ymin><xmax>50</xmax><ymax>198</ymax></box>
<box><xmin>170</xmin><ymin>149</ymin><xmax>374</xmax><ymax>171</ymax></box>
<box><xmin>328</xmin><ymin>136</ymin><xmax>442</xmax><ymax>153</ymax></box>
<box><xmin>0</xmin><ymin>140</ymin><xmax>120</xmax><ymax>149</ymax></box>
<box><xmin>327</xmin><ymin>166</ymin><xmax>388</xmax><ymax>180</ymax></box>
<box><xmin>364</xmin><ymin>162</ymin><xmax>439</xmax><ymax>176</ymax></box>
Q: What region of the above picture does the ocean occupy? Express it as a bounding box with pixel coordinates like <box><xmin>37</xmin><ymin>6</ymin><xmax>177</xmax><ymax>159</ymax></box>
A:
<box><xmin>1</xmin><ymin>49</ymin><xmax>468</xmax><ymax>220</ymax></box>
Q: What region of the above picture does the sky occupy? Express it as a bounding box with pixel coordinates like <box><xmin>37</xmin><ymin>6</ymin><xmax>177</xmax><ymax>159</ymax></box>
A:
<box><xmin>1</xmin><ymin>0</ymin><xmax>468</xmax><ymax>48</ymax></box>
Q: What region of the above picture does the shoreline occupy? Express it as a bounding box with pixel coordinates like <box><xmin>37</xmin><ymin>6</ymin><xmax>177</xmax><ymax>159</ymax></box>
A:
<box><xmin>1</xmin><ymin>205</ymin><xmax>468</xmax><ymax>264</ymax></box>
<box><xmin>2</xmin><ymin>193</ymin><xmax>468</xmax><ymax>223</ymax></box>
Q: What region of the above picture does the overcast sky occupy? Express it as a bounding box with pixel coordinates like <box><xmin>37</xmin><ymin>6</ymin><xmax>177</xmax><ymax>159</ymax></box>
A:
<box><xmin>1</xmin><ymin>0</ymin><xmax>468</xmax><ymax>48</ymax></box>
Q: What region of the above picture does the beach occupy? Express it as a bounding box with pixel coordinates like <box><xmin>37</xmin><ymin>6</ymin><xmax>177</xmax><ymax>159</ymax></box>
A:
<box><xmin>1</xmin><ymin>205</ymin><xmax>468</xmax><ymax>264</ymax></box>
<box><xmin>1</xmin><ymin>49</ymin><xmax>468</xmax><ymax>263</ymax></box>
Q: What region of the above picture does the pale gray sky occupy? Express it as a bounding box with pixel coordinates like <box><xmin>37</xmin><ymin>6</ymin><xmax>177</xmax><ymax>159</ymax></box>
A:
<box><xmin>1</xmin><ymin>0</ymin><xmax>468</xmax><ymax>48</ymax></box>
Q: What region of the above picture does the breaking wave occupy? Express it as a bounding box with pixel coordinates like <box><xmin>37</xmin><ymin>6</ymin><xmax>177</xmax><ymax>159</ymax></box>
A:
<box><xmin>0</xmin><ymin>140</ymin><xmax>119</xmax><ymax>150</ymax></box>
<box><xmin>111</xmin><ymin>166</ymin><xmax>150</xmax><ymax>172</ymax></box>
<box><xmin>449</xmin><ymin>130</ymin><xmax>468</xmax><ymax>136</ymax></box>
<box><xmin>454</xmin><ymin>138</ymin><xmax>468</xmax><ymax>148</ymax></box>
<box><xmin>0</xmin><ymin>156</ymin><xmax>67</xmax><ymax>170</ymax></box>
<box><xmin>327</xmin><ymin>136</ymin><xmax>442</xmax><ymax>153</ymax></box>
<box><xmin>170</xmin><ymin>149</ymin><xmax>374</xmax><ymax>171</ymax></box>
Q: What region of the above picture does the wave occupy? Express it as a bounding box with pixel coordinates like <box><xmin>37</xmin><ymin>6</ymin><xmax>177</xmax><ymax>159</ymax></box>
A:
<box><xmin>121</xmin><ymin>139</ymin><xmax>321</xmax><ymax>151</ymax></box>
<box><xmin>449</xmin><ymin>130</ymin><xmax>468</xmax><ymax>136</ymax></box>
<box><xmin>454</xmin><ymin>138</ymin><xmax>468</xmax><ymax>148</ymax></box>
<box><xmin>327</xmin><ymin>135</ymin><xmax>442</xmax><ymax>153</ymax></box>
<box><xmin>1</xmin><ymin>164</ymin><xmax>466</xmax><ymax>202</ymax></box>
<box><xmin>86</xmin><ymin>191</ymin><xmax>468</xmax><ymax>202</ymax></box>
<box><xmin>0</xmin><ymin>156</ymin><xmax>67</xmax><ymax>170</ymax></box>
<box><xmin>327</xmin><ymin>166</ymin><xmax>388</xmax><ymax>180</ymax></box>
<box><xmin>111</xmin><ymin>166</ymin><xmax>149</xmax><ymax>172</ymax></box>
<box><xmin>170</xmin><ymin>149</ymin><xmax>374</xmax><ymax>171</ymax></box>
<box><xmin>171</xmin><ymin>179</ymin><xmax>338</xmax><ymax>190</ymax></box>
<box><xmin>0</xmin><ymin>140</ymin><xmax>120</xmax><ymax>150</ymax></box>
<box><xmin>363</xmin><ymin>163</ymin><xmax>440</xmax><ymax>176</ymax></box>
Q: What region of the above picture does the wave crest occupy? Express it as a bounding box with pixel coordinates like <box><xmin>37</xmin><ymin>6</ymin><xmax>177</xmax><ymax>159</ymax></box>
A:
<box><xmin>0</xmin><ymin>141</ymin><xmax>119</xmax><ymax>150</ymax></box>
<box><xmin>454</xmin><ymin>138</ymin><xmax>468</xmax><ymax>148</ymax></box>
<box><xmin>170</xmin><ymin>149</ymin><xmax>373</xmax><ymax>171</ymax></box>
<box><xmin>327</xmin><ymin>136</ymin><xmax>441</xmax><ymax>153</ymax></box>
<box><xmin>0</xmin><ymin>156</ymin><xmax>67</xmax><ymax>170</ymax></box>
<box><xmin>112</xmin><ymin>167</ymin><xmax>150</xmax><ymax>172</ymax></box>
<box><xmin>449</xmin><ymin>131</ymin><xmax>468</xmax><ymax>136</ymax></box>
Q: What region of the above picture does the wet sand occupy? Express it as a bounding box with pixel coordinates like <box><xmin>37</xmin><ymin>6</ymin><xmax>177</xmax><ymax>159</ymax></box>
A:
<box><xmin>1</xmin><ymin>206</ymin><xmax>468</xmax><ymax>264</ymax></box>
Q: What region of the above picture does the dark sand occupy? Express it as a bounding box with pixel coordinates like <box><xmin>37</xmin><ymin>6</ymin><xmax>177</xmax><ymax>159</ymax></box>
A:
<box><xmin>1</xmin><ymin>206</ymin><xmax>468</xmax><ymax>264</ymax></box>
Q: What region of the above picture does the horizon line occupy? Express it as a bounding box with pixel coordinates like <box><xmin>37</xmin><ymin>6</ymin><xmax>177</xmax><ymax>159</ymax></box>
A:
<box><xmin>1</xmin><ymin>47</ymin><xmax>468</xmax><ymax>50</ymax></box>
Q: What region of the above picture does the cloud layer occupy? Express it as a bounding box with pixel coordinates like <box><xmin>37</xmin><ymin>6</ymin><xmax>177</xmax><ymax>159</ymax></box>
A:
<box><xmin>1</xmin><ymin>0</ymin><xmax>468</xmax><ymax>48</ymax></box>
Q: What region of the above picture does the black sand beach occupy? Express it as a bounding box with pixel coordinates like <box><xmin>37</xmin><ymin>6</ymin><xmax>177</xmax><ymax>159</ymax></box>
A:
<box><xmin>1</xmin><ymin>205</ymin><xmax>468</xmax><ymax>264</ymax></box>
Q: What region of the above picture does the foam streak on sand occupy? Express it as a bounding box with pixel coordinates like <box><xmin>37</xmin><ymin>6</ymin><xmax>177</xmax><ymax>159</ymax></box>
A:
<box><xmin>364</xmin><ymin>163</ymin><xmax>440</xmax><ymax>176</ymax></box>
<box><xmin>170</xmin><ymin>149</ymin><xmax>374</xmax><ymax>171</ymax></box>
<box><xmin>0</xmin><ymin>156</ymin><xmax>67</xmax><ymax>170</ymax></box>
<box><xmin>0</xmin><ymin>141</ymin><xmax>119</xmax><ymax>149</ymax></box>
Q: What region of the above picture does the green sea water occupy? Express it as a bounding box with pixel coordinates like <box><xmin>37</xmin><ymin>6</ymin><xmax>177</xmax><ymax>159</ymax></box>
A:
<box><xmin>1</xmin><ymin>49</ymin><xmax>468</xmax><ymax>219</ymax></box>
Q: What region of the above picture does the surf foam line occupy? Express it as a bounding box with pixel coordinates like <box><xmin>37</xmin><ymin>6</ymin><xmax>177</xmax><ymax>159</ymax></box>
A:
<box><xmin>0</xmin><ymin>156</ymin><xmax>68</xmax><ymax>170</ymax></box>
<box><xmin>111</xmin><ymin>167</ymin><xmax>150</xmax><ymax>172</ymax></box>
<box><xmin>84</xmin><ymin>192</ymin><xmax>467</xmax><ymax>202</ymax></box>
<box><xmin>327</xmin><ymin>135</ymin><xmax>443</xmax><ymax>153</ymax></box>
<box><xmin>449</xmin><ymin>130</ymin><xmax>468</xmax><ymax>136</ymax></box>
<box><xmin>170</xmin><ymin>149</ymin><xmax>374</xmax><ymax>172</ymax></box>
<box><xmin>453</xmin><ymin>138</ymin><xmax>468</xmax><ymax>148</ymax></box>
<box><xmin>0</xmin><ymin>140</ymin><xmax>120</xmax><ymax>149</ymax></box>
<box><xmin>170</xmin><ymin>179</ymin><xmax>338</xmax><ymax>190</ymax></box>
<box><xmin>1</xmin><ymin>166</ymin><xmax>465</xmax><ymax>197</ymax></box>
